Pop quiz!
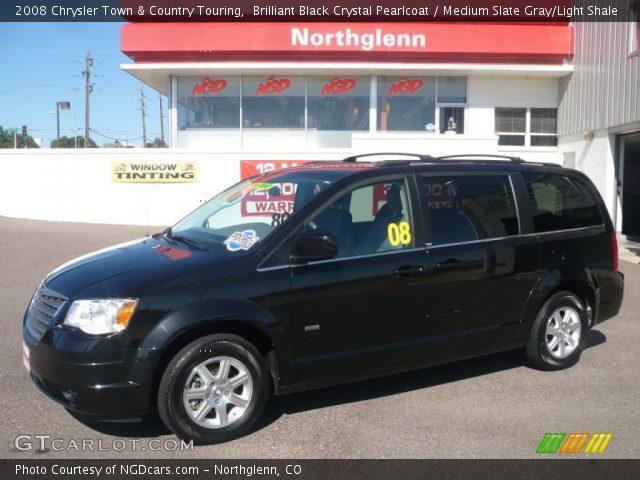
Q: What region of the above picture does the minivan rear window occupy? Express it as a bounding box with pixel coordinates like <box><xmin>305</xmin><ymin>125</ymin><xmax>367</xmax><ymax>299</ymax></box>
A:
<box><xmin>522</xmin><ymin>172</ymin><xmax>604</xmax><ymax>232</ymax></box>
<box><xmin>422</xmin><ymin>174</ymin><xmax>519</xmax><ymax>245</ymax></box>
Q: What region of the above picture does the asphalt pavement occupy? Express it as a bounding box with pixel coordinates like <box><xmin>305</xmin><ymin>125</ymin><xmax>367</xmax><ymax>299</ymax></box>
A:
<box><xmin>1</xmin><ymin>216</ymin><xmax>638</xmax><ymax>459</ymax></box>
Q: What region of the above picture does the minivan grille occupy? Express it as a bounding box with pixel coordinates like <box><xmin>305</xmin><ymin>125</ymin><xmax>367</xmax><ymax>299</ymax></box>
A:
<box><xmin>25</xmin><ymin>286</ymin><xmax>67</xmax><ymax>341</ymax></box>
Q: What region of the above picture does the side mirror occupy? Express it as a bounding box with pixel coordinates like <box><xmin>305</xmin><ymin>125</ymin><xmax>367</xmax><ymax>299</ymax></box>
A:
<box><xmin>291</xmin><ymin>230</ymin><xmax>338</xmax><ymax>263</ymax></box>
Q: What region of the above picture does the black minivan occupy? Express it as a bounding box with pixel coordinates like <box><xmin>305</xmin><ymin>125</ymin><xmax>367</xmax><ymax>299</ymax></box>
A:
<box><xmin>23</xmin><ymin>154</ymin><xmax>624</xmax><ymax>443</ymax></box>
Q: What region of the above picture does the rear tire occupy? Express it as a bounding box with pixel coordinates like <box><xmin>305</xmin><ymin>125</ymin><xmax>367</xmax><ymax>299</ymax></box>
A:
<box><xmin>158</xmin><ymin>334</ymin><xmax>269</xmax><ymax>444</ymax></box>
<box><xmin>526</xmin><ymin>291</ymin><xmax>588</xmax><ymax>371</ymax></box>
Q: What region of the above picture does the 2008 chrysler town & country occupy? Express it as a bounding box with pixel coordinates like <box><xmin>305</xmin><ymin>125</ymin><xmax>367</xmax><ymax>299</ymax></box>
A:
<box><xmin>22</xmin><ymin>153</ymin><xmax>624</xmax><ymax>443</ymax></box>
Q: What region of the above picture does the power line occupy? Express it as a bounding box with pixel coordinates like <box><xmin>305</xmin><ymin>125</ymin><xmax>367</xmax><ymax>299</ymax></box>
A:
<box><xmin>90</xmin><ymin>117</ymin><xmax>140</xmax><ymax>134</ymax></box>
<box><xmin>90</xmin><ymin>128</ymin><xmax>144</xmax><ymax>142</ymax></box>
<box><xmin>27</xmin><ymin>127</ymin><xmax>162</xmax><ymax>137</ymax></box>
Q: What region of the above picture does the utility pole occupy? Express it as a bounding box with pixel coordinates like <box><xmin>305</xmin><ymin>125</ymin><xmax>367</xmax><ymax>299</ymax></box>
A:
<box><xmin>140</xmin><ymin>85</ymin><xmax>147</xmax><ymax>148</ymax></box>
<box><xmin>83</xmin><ymin>52</ymin><xmax>94</xmax><ymax>148</ymax></box>
<box><xmin>159</xmin><ymin>93</ymin><xmax>165</xmax><ymax>146</ymax></box>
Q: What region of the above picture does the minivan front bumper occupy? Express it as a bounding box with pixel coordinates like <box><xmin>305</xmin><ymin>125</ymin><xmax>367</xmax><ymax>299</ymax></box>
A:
<box><xmin>24</xmin><ymin>325</ymin><xmax>156</xmax><ymax>420</ymax></box>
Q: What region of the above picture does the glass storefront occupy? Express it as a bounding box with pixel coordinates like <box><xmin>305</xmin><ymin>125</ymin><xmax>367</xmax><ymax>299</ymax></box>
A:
<box><xmin>307</xmin><ymin>76</ymin><xmax>370</xmax><ymax>148</ymax></box>
<box><xmin>242</xmin><ymin>77</ymin><xmax>305</xmax><ymax>129</ymax></box>
<box><xmin>176</xmin><ymin>75</ymin><xmax>470</xmax><ymax>148</ymax></box>
<box><xmin>377</xmin><ymin>76</ymin><xmax>436</xmax><ymax>132</ymax></box>
<box><xmin>242</xmin><ymin>76</ymin><xmax>306</xmax><ymax>148</ymax></box>
<box><xmin>178</xmin><ymin>76</ymin><xmax>241</xmax><ymax>148</ymax></box>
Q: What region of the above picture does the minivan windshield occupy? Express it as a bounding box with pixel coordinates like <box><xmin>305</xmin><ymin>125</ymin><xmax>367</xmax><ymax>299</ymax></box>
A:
<box><xmin>170</xmin><ymin>168</ymin><xmax>350</xmax><ymax>252</ymax></box>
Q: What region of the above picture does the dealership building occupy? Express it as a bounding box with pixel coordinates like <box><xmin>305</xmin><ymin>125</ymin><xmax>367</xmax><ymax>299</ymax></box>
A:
<box><xmin>120</xmin><ymin>20</ymin><xmax>640</xmax><ymax>236</ymax></box>
<box><xmin>0</xmin><ymin>20</ymin><xmax>638</xmax><ymax>233</ymax></box>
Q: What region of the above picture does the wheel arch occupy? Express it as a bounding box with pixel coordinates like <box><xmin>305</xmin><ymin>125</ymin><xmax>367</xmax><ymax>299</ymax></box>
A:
<box><xmin>137</xmin><ymin>298</ymin><xmax>288</xmax><ymax>410</ymax></box>
<box><xmin>545</xmin><ymin>278</ymin><xmax>597</xmax><ymax>325</ymax></box>
<box><xmin>151</xmin><ymin>319</ymin><xmax>280</xmax><ymax>404</ymax></box>
<box><xmin>523</xmin><ymin>270</ymin><xmax>599</xmax><ymax>330</ymax></box>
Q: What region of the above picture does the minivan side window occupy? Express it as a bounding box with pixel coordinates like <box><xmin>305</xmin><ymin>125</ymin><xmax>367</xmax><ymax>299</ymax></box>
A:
<box><xmin>307</xmin><ymin>179</ymin><xmax>414</xmax><ymax>258</ymax></box>
<box><xmin>521</xmin><ymin>172</ymin><xmax>603</xmax><ymax>232</ymax></box>
<box><xmin>422</xmin><ymin>175</ymin><xmax>519</xmax><ymax>245</ymax></box>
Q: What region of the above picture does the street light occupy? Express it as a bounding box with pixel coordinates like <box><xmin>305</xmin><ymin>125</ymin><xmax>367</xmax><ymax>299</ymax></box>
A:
<box><xmin>56</xmin><ymin>101</ymin><xmax>71</xmax><ymax>147</ymax></box>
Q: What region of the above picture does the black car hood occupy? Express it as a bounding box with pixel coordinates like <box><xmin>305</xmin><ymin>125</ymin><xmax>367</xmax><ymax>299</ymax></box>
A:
<box><xmin>43</xmin><ymin>236</ymin><xmax>244</xmax><ymax>299</ymax></box>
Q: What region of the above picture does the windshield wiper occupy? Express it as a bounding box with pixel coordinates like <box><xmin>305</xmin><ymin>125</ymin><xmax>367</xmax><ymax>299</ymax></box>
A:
<box><xmin>161</xmin><ymin>228</ymin><xmax>207</xmax><ymax>251</ymax></box>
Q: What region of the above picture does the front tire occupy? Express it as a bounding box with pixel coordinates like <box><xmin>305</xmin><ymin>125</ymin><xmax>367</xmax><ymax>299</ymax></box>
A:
<box><xmin>526</xmin><ymin>291</ymin><xmax>588</xmax><ymax>371</ymax></box>
<box><xmin>158</xmin><ymin>334</ymin><xmax>269</xmax><ymax>443</ymax></box>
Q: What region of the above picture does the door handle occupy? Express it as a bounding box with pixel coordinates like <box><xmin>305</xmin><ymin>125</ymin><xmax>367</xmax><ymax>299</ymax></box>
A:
<box><xmin>393</xmin><ymin>265</ymin><xmax>425</xmax><ymax>277</ymax></box>
<box><xmin>434</xmin><ymin>259</ymin><xmax>462</xmax><ymax>271</ymax></box>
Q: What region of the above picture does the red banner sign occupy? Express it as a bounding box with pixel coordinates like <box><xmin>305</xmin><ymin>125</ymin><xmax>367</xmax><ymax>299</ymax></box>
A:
<box><xmin>239</xmin><ymin>161</ymin><xmax>402</xmax><ymax>217</ymax></box>
<box><xmin>241</xmin><ymin>183</ymin><xmax>298</xmax><ymax>217</ymax></box>
<box><xmin>240</xmin><ymin>160</ymin><xmax>311</xmax><ymax>180</ymax></box>
<box><xmin>240</xmin><ymin>161</ymin><xmax>311</xmax><ymax>217</ymax></box>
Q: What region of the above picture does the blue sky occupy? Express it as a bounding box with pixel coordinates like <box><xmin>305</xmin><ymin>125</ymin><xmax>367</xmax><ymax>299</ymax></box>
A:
<box><xmin>0</xmin><ymin>23</ymin><xmax>165</xmax><ymax>147</ymax></box>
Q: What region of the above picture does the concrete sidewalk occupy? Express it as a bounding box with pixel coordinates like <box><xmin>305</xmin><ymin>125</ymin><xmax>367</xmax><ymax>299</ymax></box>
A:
<box><xmin>618</xmin><ymin>235</ymin><xmax>640</xmax><ymax>264</ymax></box>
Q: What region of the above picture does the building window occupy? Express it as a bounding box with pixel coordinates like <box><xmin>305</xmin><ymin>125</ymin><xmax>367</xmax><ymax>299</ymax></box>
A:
<box><xmin>439</xmin><ymin>107</ymin><xmax>465</xmax><ymax>134</ymax></box>
<box><xmin>307</xmin><ymin>76</ymin><xmax>370</xmax><ymax>131</ymax></box>
<box><xmin>495</xmin><ymin>108</ymin><xmax>557</xmax><ymax>147</ymax></box>
<box><xmin>437</xmin><ymin>77</ymin><xmax>467</xmax><ymax>134</ymax></box>
<box><xmin>377</xmin><ymin>76</ymin><xmax>436</xmax><ymax>131</ymax></box>
<box><xmin>437</xmin><ymin>77</ymin><xmax>467</xmax><ymax>103</ymax></box>
<box><xmin>176</xmin><ymin>75</ymin><xmax>470</xmax><ymax>148</ymax></box>
<box><xmin>631</xmin><ymin>2</ymin><xmax>640</xmax><ymax>54</ymax></box>
<box><xmin>530</xmin><ymin>108</ymin><xmax>558</xmax><ymax>146</ymax></box>
<box><xmin>178</xmin><ymin>77</ymin><xmax>240</xmax><ymax>129</ymax></box>
<box><xmin>242</xmin><ymin>76</ymin><xmax>304</xmax><ymax>129</ymax></box>
<box><xmin>495</xmin><ymin>108</ymin><xmax>526</xmax><ymax>146</ymax></box>
<box><xmin>376</xmin><ymin>76</ymin><xmax>467</xmax><ymax>133</ymax></box>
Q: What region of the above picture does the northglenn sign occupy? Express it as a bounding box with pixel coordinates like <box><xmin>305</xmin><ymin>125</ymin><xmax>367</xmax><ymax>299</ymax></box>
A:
<box><xmin>291</xmin><ymin>27</ymin><xmax>426</xmax><ymax>51</ymax></box>
<box><xmin>122</xmin><ymin>23</ymin><xmax>573</xmax><ymax>63</ymax></box>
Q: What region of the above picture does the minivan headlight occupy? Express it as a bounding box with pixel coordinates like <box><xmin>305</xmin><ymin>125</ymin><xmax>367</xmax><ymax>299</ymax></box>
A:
<box><xmin>63</xmin><ymin>299</ymin><xmax>137</xmax><ymax>335</ymax></box>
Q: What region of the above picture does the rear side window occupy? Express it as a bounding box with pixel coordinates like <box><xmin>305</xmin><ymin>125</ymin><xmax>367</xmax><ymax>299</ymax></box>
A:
<box><xmin>522</xmin><ymin>172</ymin><xmax>604</xmax><ymax>232</ymax></box>
<box><xmin>422</xmin><ymin>175</ymin><xmax>519</xmax><ymax>245</ymax></box>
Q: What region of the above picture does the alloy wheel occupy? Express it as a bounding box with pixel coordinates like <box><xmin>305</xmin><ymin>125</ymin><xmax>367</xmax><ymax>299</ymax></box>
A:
<box><xmin>182</xmin><ymin>356</ymin><xmax>253</xmax><ymax>429</ymax></box>
<box><xmin>545</xmin><ymin>306</ymin><xmax>582</xmax><ymax>359</ymax></box>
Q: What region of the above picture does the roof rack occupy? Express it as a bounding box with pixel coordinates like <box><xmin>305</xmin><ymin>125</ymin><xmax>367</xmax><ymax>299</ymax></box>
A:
<box><xmin>342</xmin><ymin>152</ymin><xmax>435</xmax><ymax>163</ymax></box>
<box><xmin>339</xmin><ymin>152</ymin><xmax>562</xmax><ymax>169</ymax></box>
<box><xmin>303</xmin><ymin>161</ymin><xmax>335</xmax><ymax>167</ymax></box>
<box><xmin>434</xmin><ymin>154</ymin><xmax>525</xmax><ymax>163</ymax></box>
